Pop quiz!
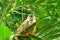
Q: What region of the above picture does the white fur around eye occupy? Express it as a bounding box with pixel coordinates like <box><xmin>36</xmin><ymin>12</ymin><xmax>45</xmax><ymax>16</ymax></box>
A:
<box><xmin>27</xmin><ymin>14</ymin><xmax>36</xmax><ymax>25</ymax></box>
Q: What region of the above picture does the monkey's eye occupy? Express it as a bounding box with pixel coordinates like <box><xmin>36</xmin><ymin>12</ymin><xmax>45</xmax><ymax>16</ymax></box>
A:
<box><xmin>30</xmin><ymin>15</ymin><xmax>33</xmax><ymax>17</ymax></box>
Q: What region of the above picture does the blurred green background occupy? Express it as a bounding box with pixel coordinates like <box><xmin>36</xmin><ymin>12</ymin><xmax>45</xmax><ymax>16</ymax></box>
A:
<box><xmin>0</xmin><ymin>0</ymin><xmax>60</xmax><ymax>40</ymax></box>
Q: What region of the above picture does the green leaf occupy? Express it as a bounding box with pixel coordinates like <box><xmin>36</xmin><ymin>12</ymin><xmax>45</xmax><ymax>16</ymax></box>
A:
<box><xmin>47</xmin><ymin>34</ymin><xmax>60</xmax><ymax>40</ymax></box>
<box><xmin>0</xmin><ymin>24</ymin><xmax>12</xmax><ymax>40</ymax></box>
<box><xmin>42</xmin><ymin>29</ymin><xmax>60</xmax><ymax>40</ymax></box>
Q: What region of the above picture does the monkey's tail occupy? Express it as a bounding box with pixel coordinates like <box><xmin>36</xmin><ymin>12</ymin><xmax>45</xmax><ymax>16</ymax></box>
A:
<box><xmin>9</xmin><ymin>34</ymin><xmax>14</xmax><ymax>40</ymax></box>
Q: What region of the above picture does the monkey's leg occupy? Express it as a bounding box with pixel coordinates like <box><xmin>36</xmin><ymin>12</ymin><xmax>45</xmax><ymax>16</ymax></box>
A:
<box><xmin>22</xmin><ymin>29</ymin><xmax>35</xmax><ymax>36</ymax></box>
<box><xmin>27</xmin><ymin>29</ymin><xmax>34</xmax><ymax>35</ymax></box>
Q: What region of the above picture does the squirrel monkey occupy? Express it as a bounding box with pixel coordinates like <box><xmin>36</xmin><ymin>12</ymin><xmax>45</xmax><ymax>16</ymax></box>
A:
<box><xmin>9</xmin><ymin>14</ymin><xmax>36</xmax><ymax>40</ymax></box>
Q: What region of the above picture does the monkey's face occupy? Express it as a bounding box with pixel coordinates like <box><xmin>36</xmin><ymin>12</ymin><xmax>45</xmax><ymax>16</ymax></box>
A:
<box><xmin>29</xmin><ymin>14</ymin><xmax>34</xmax><ymax>21</ymax></box>
<box><xmin>27</xmin><ymin>14</ymin><xmax>36</xmax><ymax>23</ymax></box>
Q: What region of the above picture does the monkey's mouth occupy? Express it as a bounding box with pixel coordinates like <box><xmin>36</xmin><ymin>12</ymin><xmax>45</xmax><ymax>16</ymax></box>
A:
<box><xmin>30</xmin><ymin>19</ymin><xmax>33</xmax><ymax>21</ymax></box>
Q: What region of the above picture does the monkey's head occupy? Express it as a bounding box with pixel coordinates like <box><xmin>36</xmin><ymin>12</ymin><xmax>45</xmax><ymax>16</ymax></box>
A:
<box><xmin>27</xmin><ymin>14</ymin><xmax>36</xmax><ymax>23</ymax></box>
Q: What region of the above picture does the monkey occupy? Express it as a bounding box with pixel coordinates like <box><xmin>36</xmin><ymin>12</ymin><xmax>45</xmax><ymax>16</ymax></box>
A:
<box><xmin>9</xmin><ymin>14</ymin><xmax>36</xmax><ymax>40</ymax></box>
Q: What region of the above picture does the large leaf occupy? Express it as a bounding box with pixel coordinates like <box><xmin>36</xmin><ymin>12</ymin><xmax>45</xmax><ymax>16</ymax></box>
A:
<box><xmin>0</xmin><ymin>24</ymin><xmax>12</xmax><ymax>40</ymax></box>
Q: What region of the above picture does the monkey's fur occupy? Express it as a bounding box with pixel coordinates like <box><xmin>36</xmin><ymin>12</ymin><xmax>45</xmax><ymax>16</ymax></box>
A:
<box><xmin>15</xmin><ymin>14</ymin><xmax>36</xmax><ymax>40</ymax></box>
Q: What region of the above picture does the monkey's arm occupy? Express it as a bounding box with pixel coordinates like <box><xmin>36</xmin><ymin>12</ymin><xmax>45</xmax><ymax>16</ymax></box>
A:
<box><xmin>14</xmin><ymin>20</ymin><xmax>28</xmax><ymax>40</ymax></box>
<box><xmin>15</xmin><ymin>20</ymin><xmax>28</xmax><ymax>35</ymax></box>
<box><xmin>23</xmin><ymin>22</ymin><xmax>36</xmax><ymax>32</ymax></box>
<box><xmin>23</xmin><ymin>22</ymin><xmax>36</xmax><ymax>36</ymax></box>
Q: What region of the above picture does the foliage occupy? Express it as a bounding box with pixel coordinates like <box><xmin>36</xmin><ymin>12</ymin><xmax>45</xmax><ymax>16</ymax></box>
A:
<box><xmin>0</xmin><ymin>24</ymin><xmax>12</xmax><ymax>40</ymax></box>
<box><xmin>0</xmin><ymin>0</ymin><xmax>60</xmax><ymax>40</ymax></box>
